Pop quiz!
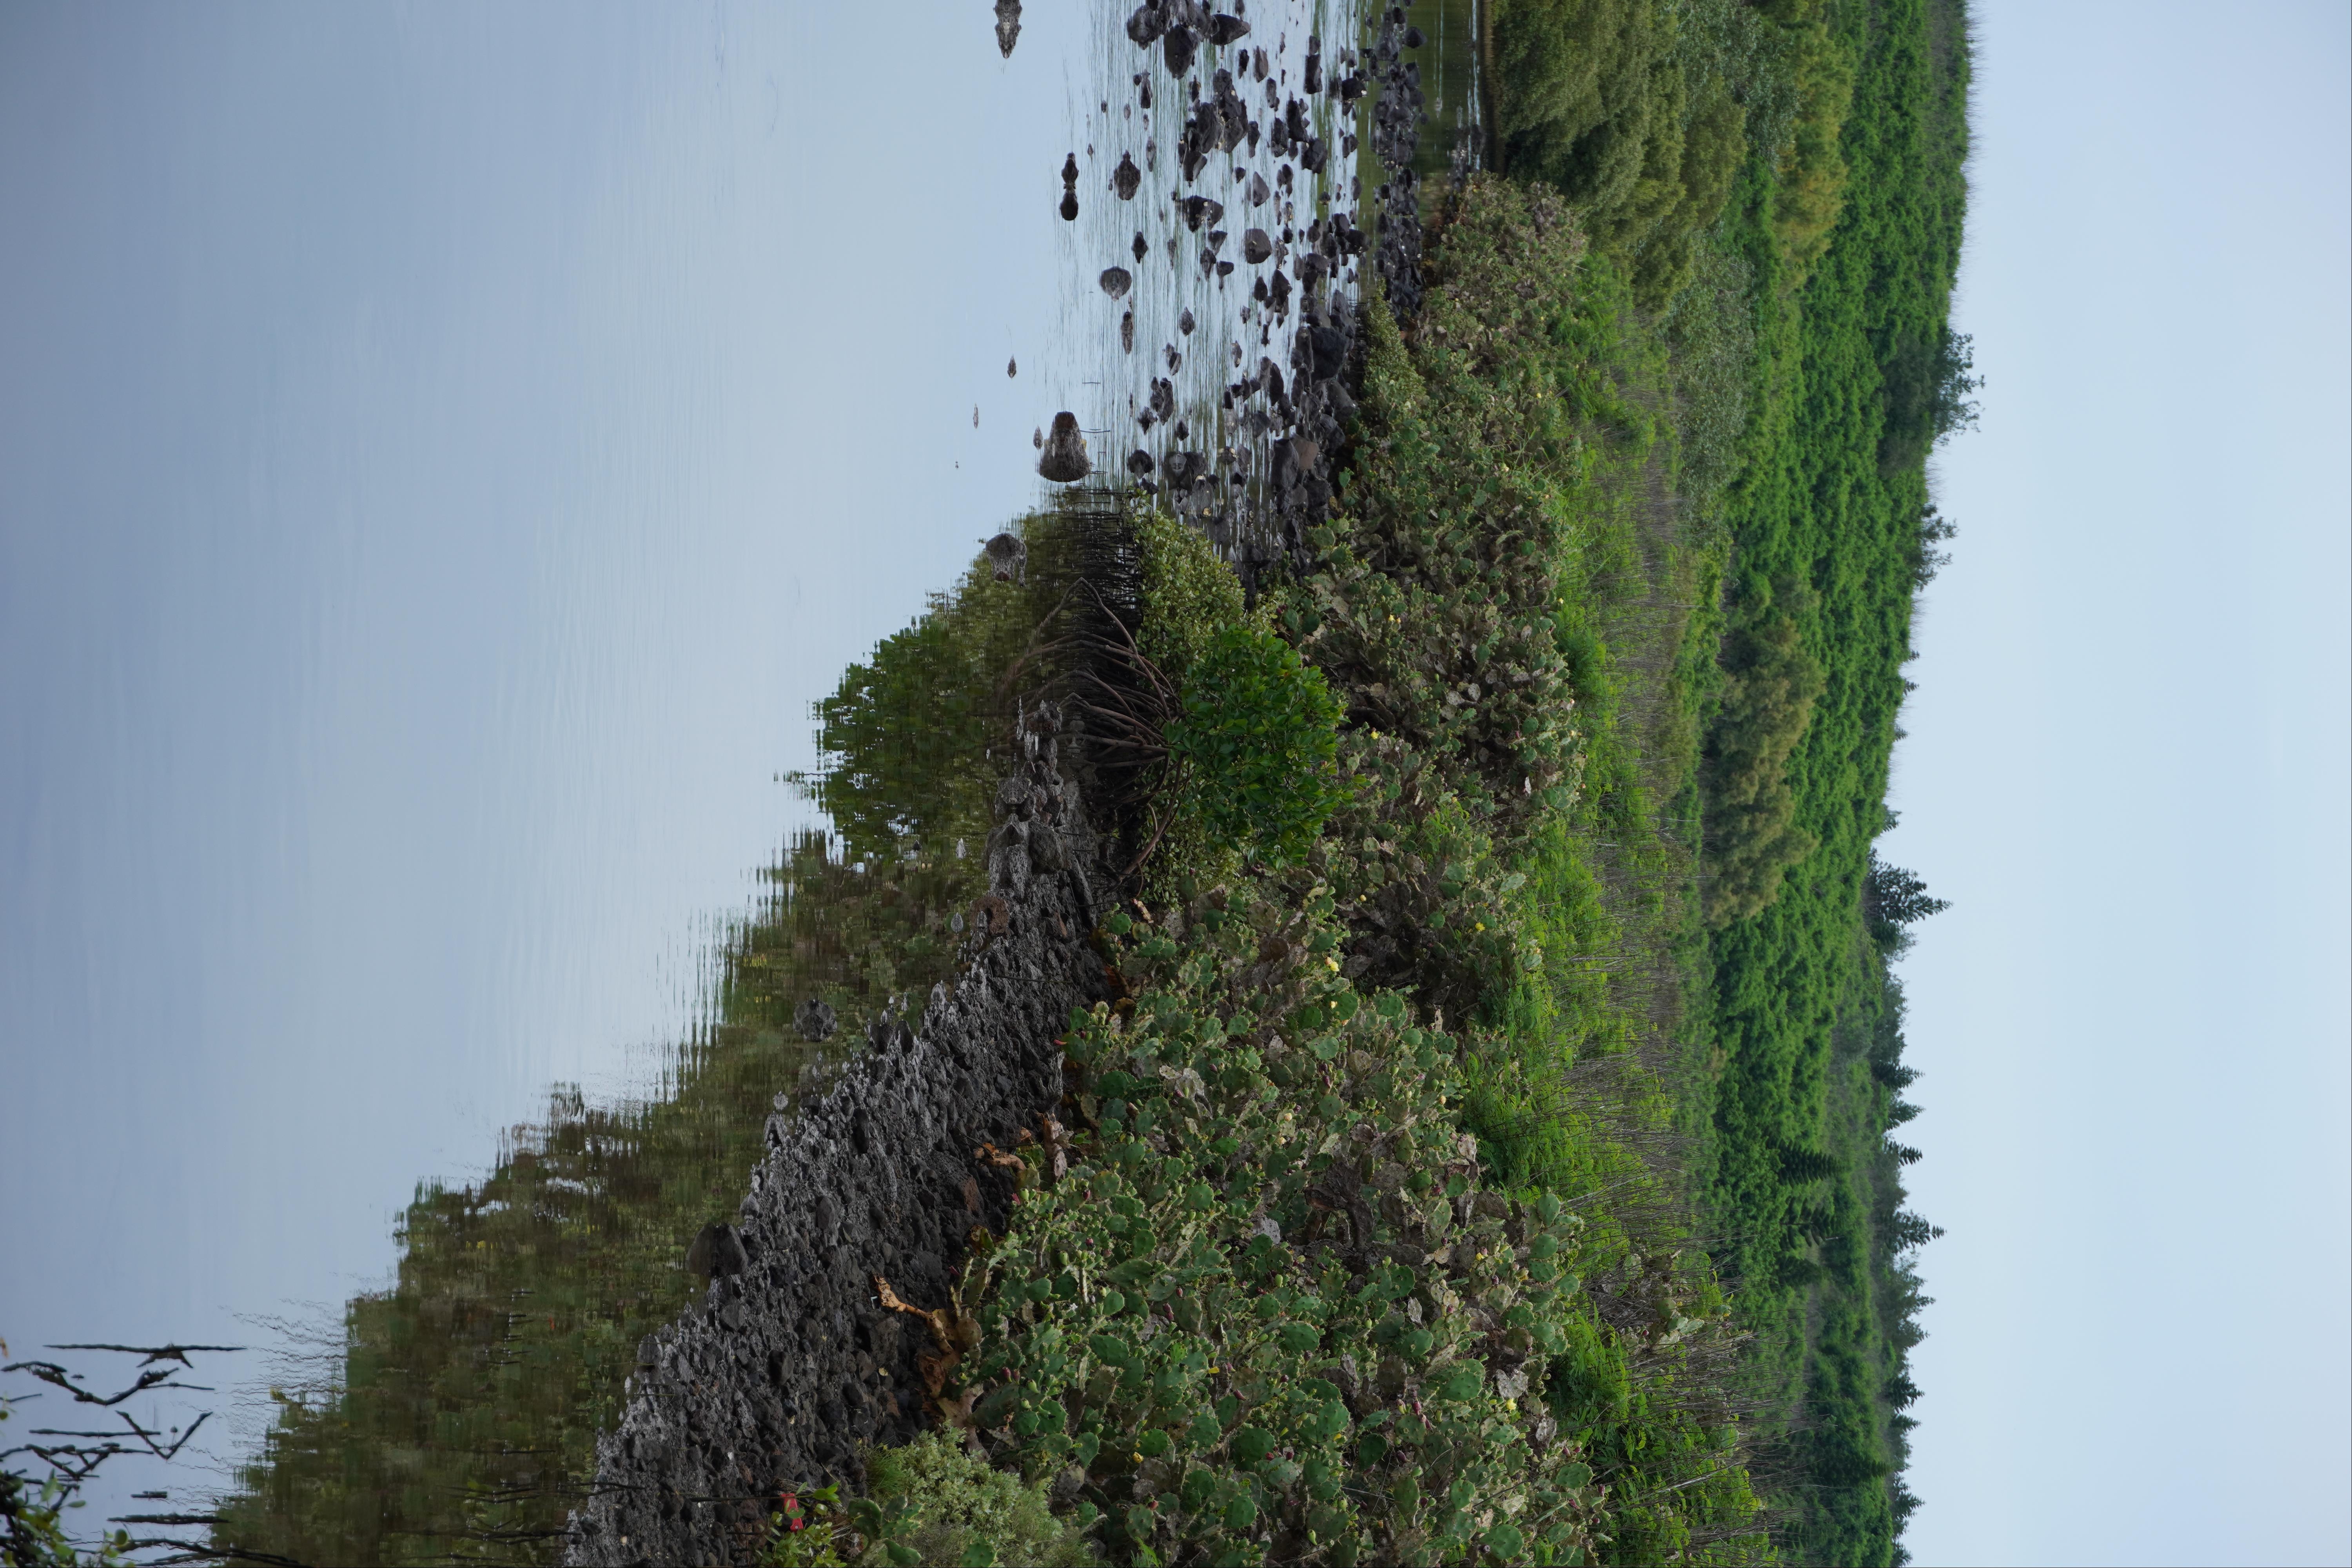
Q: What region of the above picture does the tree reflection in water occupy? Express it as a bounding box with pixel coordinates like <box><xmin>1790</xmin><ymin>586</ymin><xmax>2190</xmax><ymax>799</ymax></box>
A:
<box><xmin>212</xmin><ymin>514</ymin><xmax>1105</xmax><ymax>1565</ymax></box>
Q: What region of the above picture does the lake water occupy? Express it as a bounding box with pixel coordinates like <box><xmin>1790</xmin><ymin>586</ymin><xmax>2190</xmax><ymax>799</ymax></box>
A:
<box><xmin>0</xmin><ymin>1</ymin><xmax>1427</xmax><ymax>1558</ymax></box>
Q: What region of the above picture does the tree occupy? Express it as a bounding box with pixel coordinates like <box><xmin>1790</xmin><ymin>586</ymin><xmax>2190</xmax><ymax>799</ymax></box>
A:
<box><xmin>1865</xmin><ymin>853</ymin><xmax>1949</xmax><ymax>953</ymax></box>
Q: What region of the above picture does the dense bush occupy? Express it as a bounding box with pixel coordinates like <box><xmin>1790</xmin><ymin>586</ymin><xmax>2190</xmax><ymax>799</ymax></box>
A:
<box><xmin>945</xmin><ymin>884</ymin><xmax>1764</xmax><ymax>1566</ymax></box>
<box><xmin>754</xmin><ymin>1433</ymin><xmax>1095</xmax><ymax>1567</ymax></box>
<box><xmin>1298</xmin><ymin>180</ymin><xmax>1594</xmax><ymax>838</ymax></box>
<box><xmin>1163</xmin><ymin>626</ymin><xmax>1350</xmax><ymax>873</ymax></box>
<box><xmin>1768</xmin><ymin>21</ymin><xmax>1857</xmax><ymax>284</ymax></box>
<box><xmin>1700</xmin><ymin>600</ymin><xmax>1824</xmax><ymax>926</ymax></box>
<box><xmin>1488</xmin><ymin>0</ymin><xmax>1750</xmax><ymax>307</ymax></box>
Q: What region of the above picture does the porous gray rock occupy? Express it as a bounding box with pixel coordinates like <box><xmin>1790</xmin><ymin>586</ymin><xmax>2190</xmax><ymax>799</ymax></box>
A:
<box><xmin>564</xmin><ymin>706</ymin><xmax>1107</xmax><ymax>1566</ymax></box>
<box><xmin>1038</xmin><ymin>413</ymin><xmax>1092</xmax><ymax>483</ymax></box>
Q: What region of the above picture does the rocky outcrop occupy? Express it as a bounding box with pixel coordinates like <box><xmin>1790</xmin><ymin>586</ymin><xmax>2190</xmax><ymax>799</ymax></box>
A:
<box><xmin>564</xmin><ymin>704</ymin><xmax>1109</xmax><ymax>1568</ymax></box>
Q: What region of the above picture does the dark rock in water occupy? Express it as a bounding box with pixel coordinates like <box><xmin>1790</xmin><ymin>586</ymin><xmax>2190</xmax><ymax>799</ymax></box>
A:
<box><xmin>1132</xmin><ymin>230</ymin><xmax>1150</xmax><ymax>263</ymax></box>
<box><xmin>1173</xmin><ymin>417</ymin><xmax>1189</xmax><ymax>443</ymax></box>
<box><xmin>1165</xmin><ymin>343</ymin><xmax>1182</xmax><ymax>372</ymax></box>
<box><xmin>1304</xmin><ymin>34</ymin><xmax>1323</xmax><ymax>93</ymax></box>
<box><xmin>1149</xmin><ymin>377</ymin><xmax>1176</xmax><ymax>421</ymax></box>
<box><xmin>1211</xmin><ymin>69</ymin><xmax>1250</xmax><ymax>151</ymax></box>
<box><xmin>1178</xmin><ymin>102</ymin><xmax>1220</xmax><ymax>181</ymax></box>
<box><xmin>1136</xmin><ymin>407</ymin><xmax>1157</xmax><ymax>430</ymax></box>
<box><xmin>1033</xmin><ymin>426</ymin><xmax>1044</xmax><ymax>448</ymax></box>
<box><xmin>1253</xmin><ymin>46</ymin><xmax>1269</xmax><ymax>82</ymax></box>
<box><xmin>1242</xmin><ymin>227</ymin><xmax>1272</xmax><ymax>263</ymax></box>
<box><xmin>1404</xmin><ymin>24</ymin><xmax>1425</xmax><ymax>47</ymax></box>
<box><xmin>795</xmin><ymin>996</ymin><xmax>838</xmax><ymax>1041</ymax></box>
<box><xmin>1216</xmin><ymin>260</ymin><xmax>1234</xmax><ymax>278</ymax></box>
<box><xmin>1299</xmin><ymin>135</ymin><xmax>1328</xmax><ymax>174</ymax></box>
<box><xmin>1121</xmin><ymin>309</ymin><xmax>1136</xmax><ymax>354</ymax></box>
<box><xmin>1060</xmin><ymin>152</ymin><xmax>1080</xmax><ymax>186</ymax></box>
<box><xmin>1127</xmin><ymin>448</ymin><xmax>1154</xmax><ymax>476</ymax></box>
<box><xmin>1163</xmin><ymin>23</ymin><xmax>1197</xmax><ymax>76</ymax></box>
<box><xmin>1060</xmin><ymin>189</ymin><xmax>1080</xmax><ymax>221</ymax></box>
<box><xmin>1162</xmin><ymin>448</ymin><xmax>1208</xmax><ymax>489</ymax></box>
<box><xmin>1248</xmin><ymin>171</ymin><xmax>1271</xmax><ymax>207</ymax></box>
<box><xmin>1306</xmin><ymin>323</ymin><xmax>1348</xmax><ymax>380</ymax></box>
<box><xmin>1099</xmin><ymin>266</ymin><xmax>1133</xmax><ymax>300</ymax></box>
<box><xmin>1038</xmin><ymin>412</ymin><xmax>1091</xmax><ymax>482</ymax></box>
<box><xmin>685</xmin><ymin>1223</ymin><xmax>749</xmax><ymax>1281</ymax></box>
<box><xmin>1007</xmin><ymin>355</ymin><xmax>1018</xmax><ymax>377</ymax></box>
<box><xmin>1287</xmin><ymin>97</ymin><xmax>1310</xmax><ymax>145</ymax></box>
<box><xmin>994</xmin><ymin>0</ymin><xmax>1022</xmax><ymax>56</ymax></box>
<box><xmin>1178</xmin><ymin>195</ymin><xmax>1225</xmax><ymax>232</ymax></box>
<box><xmin>1113</xmin><ymin>152</ymin><xmax>1142</xmax><ymax>200</ymax></box>
<box><xmin>1178</xmin><ymin>307</ymin><xmax>1196</xmax><ymax>336</ymax></box>
<box><xmin>1206</xmin><ymin>14</ymin><xmax>1249</xmax><ymax>45</ymax></box>
<box><xmin>1205</xmin><ymin>228</ymin><xmax>1228</xmax><ymax>256</ymax></box>
<box><xmin>982</xmin><ymin>531</ymin><xmax>1029</xmax><ymax>584</ymax></box>
<box><xmin>1125</xmin><ymin>2</ymin><xmax>1166</xmax><ymax>46</ymax></box>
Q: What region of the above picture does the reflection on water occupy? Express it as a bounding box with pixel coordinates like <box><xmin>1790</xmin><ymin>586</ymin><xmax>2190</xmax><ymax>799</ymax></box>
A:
<box><xmin>1403</xmin><ymin>0</ymin><xmax>1488</xmax><ymax>180</ymax></box>
<box><xmin>185</xmin><ymin>0</ymin><xmax>1415</xmax><ymax>1556</ymax></box>
<box><xmin>211</xmin><ymin>835</ymin><xmax>949</xmax><ymax>1564</ymax></box>
<box><xmin>207</xmin><ymin>522</ymin><xmax>1103</xmax><ymax>1561</ymax></box>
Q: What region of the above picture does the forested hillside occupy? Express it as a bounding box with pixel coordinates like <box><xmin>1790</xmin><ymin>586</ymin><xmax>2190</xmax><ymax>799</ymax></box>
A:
<box><xmin>1484</xmin><ymin>0</ymin><xmax>1972</xmax><ymax>1558</ymax></box>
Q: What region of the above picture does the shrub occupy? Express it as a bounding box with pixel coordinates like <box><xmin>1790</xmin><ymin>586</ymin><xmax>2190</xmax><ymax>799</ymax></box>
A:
<box><xmin>1489</xmin><ymin>0</ymin><xmax>1751</xmax><ymax>307</ymax></box>
<box><xmin>946</xmin><ymin>883</ymin><xmax>1763</xmax><ymax>1565</ymax></box>
<box><xmin>861</xmin><ymin>1433</ymin><xmax>1094</xmax><ymax>1568</ymax></box>
<box><xmin>1702</xmin><ymin>600</ymin><xmax>1824</xmax><ymax>926</ymax></box>
<box><xmin>1769</xmin><ymin>21</ymin><xmax>1857</xmax><ymax>284</ymax></box>
<box><xmin>1163</xmin><ymin>626</ymin><xmax>1350</xmax><ymax>871</ymax></box>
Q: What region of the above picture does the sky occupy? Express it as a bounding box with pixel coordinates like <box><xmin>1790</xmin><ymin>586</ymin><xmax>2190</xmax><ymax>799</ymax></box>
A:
<box><xmin>1883</xmin><ymin>2</ymin><xmax>2350</xmax><ymax>1564</ymax></box>
<box><xmin>0</xmin><ymin>3</ymin><xmax>2344</xmax><ymax>1565</ymax></box>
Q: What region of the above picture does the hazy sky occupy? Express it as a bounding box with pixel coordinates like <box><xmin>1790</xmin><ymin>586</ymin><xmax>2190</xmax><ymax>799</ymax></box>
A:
<box><xmin>1884</xmin><ymin>3</ymin><xmax>2350</xmax><ymax>1564</ymax></box>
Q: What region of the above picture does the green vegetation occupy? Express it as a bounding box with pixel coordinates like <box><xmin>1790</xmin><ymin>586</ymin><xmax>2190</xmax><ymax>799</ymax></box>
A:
<box><xmin>928</xmin><ymin>0</ymin><xmax>1973</xmax><ymax>1554</ymax></box>
<box><xmin>964</xmin><ymin>887</ymin><xmax>1762</xmax><ymax>1566</ymax></box>
<box><xmin>1162</xmin><ymin>625</ymin><xmax>1351</xmax><ymax>872</ymax></box>
<box><xmin>196</xmin><ymin>0</ymin><xmax>1970</xmax><ymax>1556</ymax></box>
<box><xmin>750</xmin><ymin>1436</ymin><xmax>1095</xmax><ymax>1568</ymax></box>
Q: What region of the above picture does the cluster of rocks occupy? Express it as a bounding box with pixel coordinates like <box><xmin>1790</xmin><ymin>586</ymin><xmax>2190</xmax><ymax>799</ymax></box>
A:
<box><xmin>1089</xmin><ymin>1</ymin><xmax>1427</xmax><ymax>587</ymax></box>
<box><xmin>1363</xmin><ymin>6</ymin><xmax>1428</xmax><ymax>319</ymax></box>
<box><xmin>564</xmin><ymin>706</ymin><xmax>1111</xmax><ymax>1567</ymax></box>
